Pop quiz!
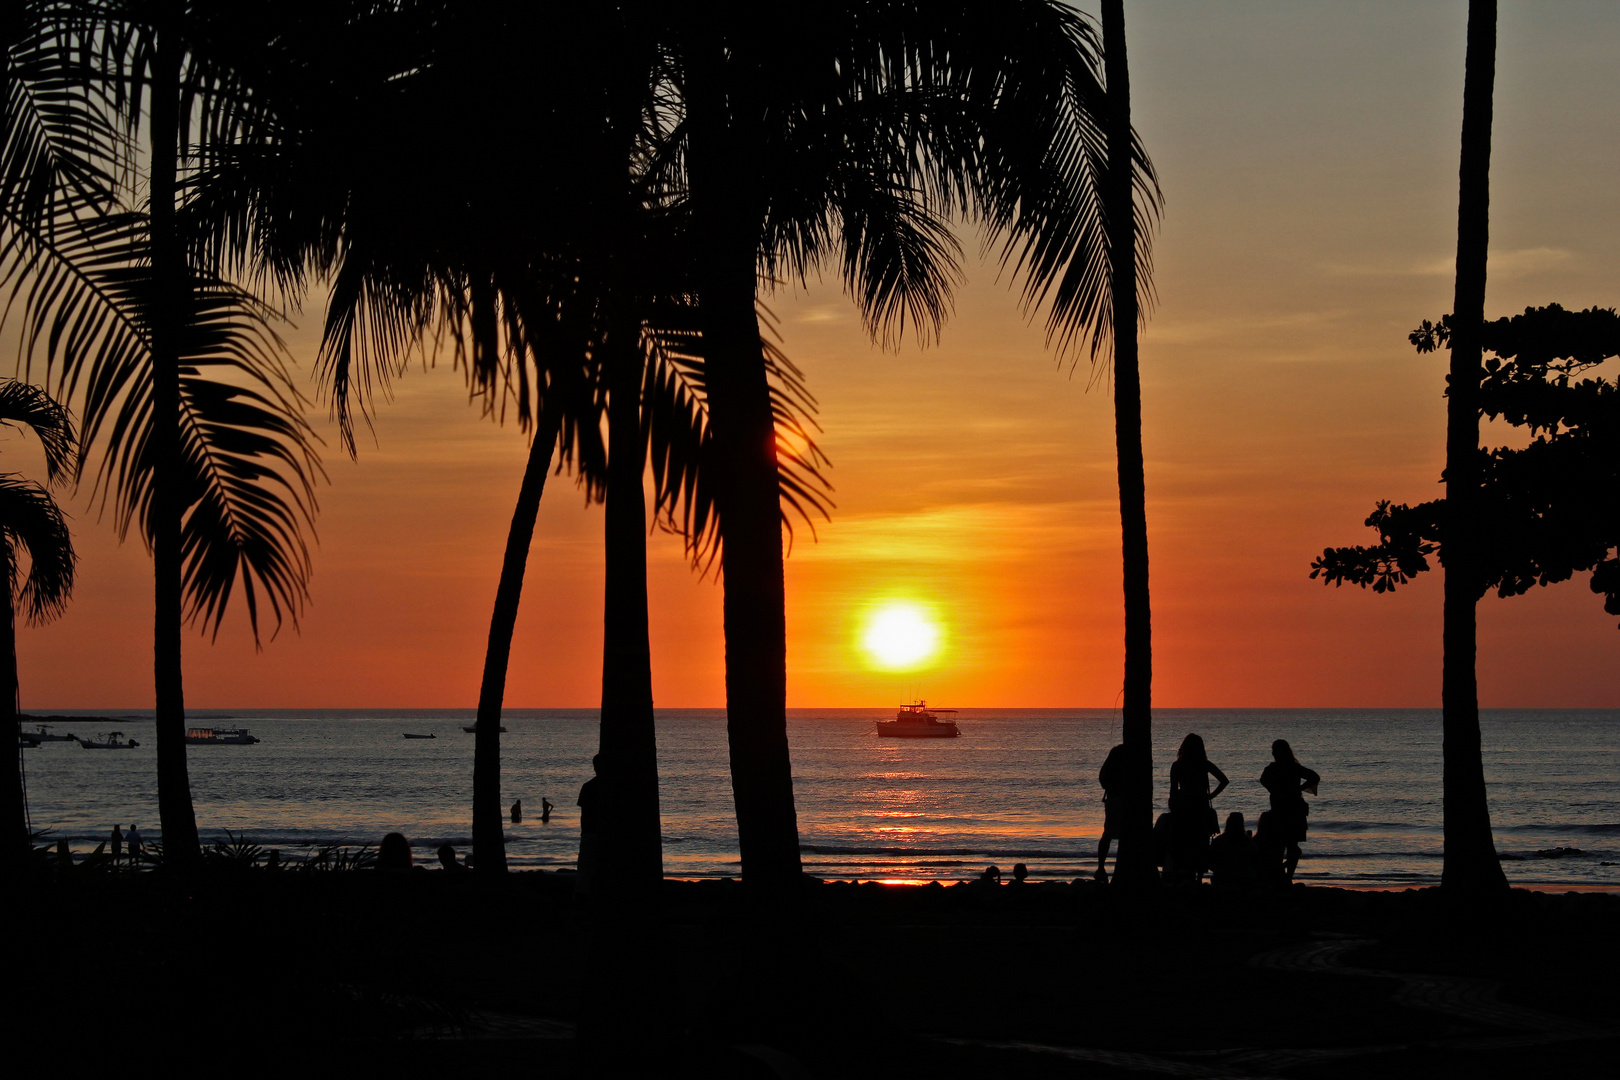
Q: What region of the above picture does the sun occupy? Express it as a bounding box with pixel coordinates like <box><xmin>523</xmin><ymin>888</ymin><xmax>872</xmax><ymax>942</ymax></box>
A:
<box><xmin>861</xmin><ymin>602</ymin><xmax>943</xmax><ymax>671</ymax></box>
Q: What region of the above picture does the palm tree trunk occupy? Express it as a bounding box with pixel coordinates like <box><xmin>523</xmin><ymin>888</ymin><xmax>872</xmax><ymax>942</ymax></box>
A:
<box><xmin>2</xmin><ymin>544</ymin><xmax>27</xmax><ymax>877</ymax></box>
<box><xmin>148</xmin><ymin>23</ymin><xmax>199</xmax><ymax>866</ymax></box>
<box><xmin>596</xmin><ymin>315</ymin><xmax>663</xmax><ymax>896</ymax></box>
<box><xmin>1441</xmin><ymin>0</ymin><xmax>1507</xmax><ymax>893</ymax></box>
<box><xmin>686</xmin><ymin>44</ymin><xmax>802</xmax><ymax>890</ymax></box>
<box><xmin>1101</xmin><ymin>0</ymin><xmax>1156</xmax><ymax>886</ymax></box>
<box><xmin>471</xmin><ymin>398</ymin><xmax>564</xmax><ymax>875</ymax></box>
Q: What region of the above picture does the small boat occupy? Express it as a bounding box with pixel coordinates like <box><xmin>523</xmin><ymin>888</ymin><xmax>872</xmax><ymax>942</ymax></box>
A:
<box><xmin>876</xmin><ymin>701</ymin><xmax>960</xmax><ymax>738</ymax></box>
<box><xmin>24</xmin><ymin>723</ymin><xmax>77</xmax><ymax>743</ymax></box>
<box><xmin>403</xmin><ymin>733</ymin><xmax>437</xmax><ymax>740</ymax></box>
<box><xmin>77</xmin><ymin>731</ymin><xmax>140</xmax><ymax>749</ymax></box>
<box><xmin>19</xmin><ymin>733</ymin><xmax>40</xmax><ymax>748</ymax></box>
<box><xmin>462</xmin><ymin>724</ymin><xmax>507</xmax><ymax>733</ymax></box>
<box><xmin>184</xmin><ymin>727</ymin><xmax>261</xmax><ymax>745</ymax></box>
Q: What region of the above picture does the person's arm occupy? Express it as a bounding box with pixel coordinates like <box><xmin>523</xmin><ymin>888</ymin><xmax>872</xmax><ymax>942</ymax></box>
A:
<box><xmin>1299</xmin><ymin>764</ymin><xmax>1320</xmax><ymax>793</ymax></box>
<box><xmin>1208</xmin><ymin>763</ymin><xmax>1229</xmax><ymax>800</ymax></box>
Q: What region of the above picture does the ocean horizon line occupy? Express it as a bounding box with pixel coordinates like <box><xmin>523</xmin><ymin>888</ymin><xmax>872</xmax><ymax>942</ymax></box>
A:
<box><xmin>20</xmin><ymin>704</ymin><xmax>1619</xmax><ymax>714</ymax></box>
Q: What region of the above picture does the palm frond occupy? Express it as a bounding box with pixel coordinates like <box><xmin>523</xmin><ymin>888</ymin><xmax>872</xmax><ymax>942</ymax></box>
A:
<box><xmin>0</xmin><ymin>377</ymin><xmax>77</xmax><ymax>484</ymax></box>
<box><xmin>0</xmin><ymin>472</ymin><xmax>76</xmax><ymax>623</ymax></box>
<box><xmin>7</xmin><ymin>201</ymin><xmax>321</xmax><ymax>642</ymax></box>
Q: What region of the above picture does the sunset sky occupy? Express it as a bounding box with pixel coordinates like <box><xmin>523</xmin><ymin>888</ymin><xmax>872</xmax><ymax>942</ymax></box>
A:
<box><xmin>10</xmin><ymin>0</ymin><xmax>1619</xmax><ymax>709</ymax></box>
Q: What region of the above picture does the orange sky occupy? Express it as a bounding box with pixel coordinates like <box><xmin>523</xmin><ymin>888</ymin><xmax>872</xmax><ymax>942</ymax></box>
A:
<box><xmin>10</xmin><ymin>0</ymin><xmax>1619</xmax><ymax>708</ymax></box>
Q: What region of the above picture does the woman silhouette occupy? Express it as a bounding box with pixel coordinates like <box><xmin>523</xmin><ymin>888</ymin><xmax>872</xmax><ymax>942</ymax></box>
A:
<box><xmin>1260</xmin><ymin>739</ymin><xmax>1320</xmax><ymax>882</ymax></box>
<box><xmin>1167</xmin><ymin>733</ymin><xmax>1227</xmax><ymax>883</ymax></box>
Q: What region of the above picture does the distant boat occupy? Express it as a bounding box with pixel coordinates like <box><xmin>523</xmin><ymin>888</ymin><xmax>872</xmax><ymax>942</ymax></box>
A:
<box><xmin>403</xmin><ymin>733</ymin><xmax>437</xmax><ymax>740</ymax></box>
<box><xmin>184</xmin><ymin>727</ymin><xmax>261</xmax><ymax>745</ymax></box>
<box><xmin>77</xmin><ymin>731</ymin><xmax>140</xmax><ymax>749</ymax></box>
<box><xmin>24</xmin><ymin>724</ymin><xmax>76</xmax><ymax>743</ymax></box>
<box><xmin>876</xmin><ymin>701</ymin><xmax>961</xmax><ymax>738</ymax></box>
<box><xmin>462</xmin><ymin>724</ymin><xmax>507</xmax><ymax>733</ymax></box>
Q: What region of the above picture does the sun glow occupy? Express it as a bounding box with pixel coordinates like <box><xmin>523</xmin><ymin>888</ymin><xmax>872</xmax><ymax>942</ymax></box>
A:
<box><xmin>860</xmin><ymin>602</ymin><xmax>943</xmax><ymax>671</ymax></box>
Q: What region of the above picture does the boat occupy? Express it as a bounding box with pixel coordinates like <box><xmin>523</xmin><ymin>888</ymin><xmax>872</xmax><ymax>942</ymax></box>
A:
<box><xmin>24</xmin><ymin>723</ymin><xmax>77</xmax><ymax>743</ymax></box>
<box><xmin>403</xmin><ymin>733</ymin><xmax>437</xmax><ymax>739</ymax></box>
<box><xmin>875</xmin><ymin>701</ymin><xmax>961</xmax><ymax>738</ymax></box>
<box><xmin>77</xmin><ymin>731</ymin><xmax>140</xmax><ymax>749</ymax></box>
<box><xmin>462</xmin><ymin>724</ymin><xmax>507</xmax><ymax>733</ymax></box>
<box><xmin>184</xmin><ymin>727</ymin><xmax>261</xmax><ymax>745</ymax></box>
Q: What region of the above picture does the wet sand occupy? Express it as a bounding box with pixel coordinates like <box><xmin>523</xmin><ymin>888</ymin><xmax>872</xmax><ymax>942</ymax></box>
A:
<box><xmin>17</xmin><ymin>869</ymin><xmax>1617</xmax><ymax>1077</ymax></box>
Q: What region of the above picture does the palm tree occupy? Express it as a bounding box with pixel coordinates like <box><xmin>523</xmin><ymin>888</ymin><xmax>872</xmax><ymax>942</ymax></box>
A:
<box><xmin>6</xmin><ymin>1</ymin><xmax>321</xmax><ymax>866</ymax></box>
<box><xmin>667</xmin><ymin>0</ymin><xmax>1157</xmax><ymax>887</ymax></box>
<box><xmin>1099</xmin><ymin>0</ymin><xmax>1158</xmax><ymax>885</ymax></box>
<box><xmin>1439</xmin><ymin>0</ymin><xmax>1507</xmax><ymax>893</ymax></box>
<box><xmin>0</xmin><ymin>380</ymin><xmax>76</xmax><ymax>878</ymax></box>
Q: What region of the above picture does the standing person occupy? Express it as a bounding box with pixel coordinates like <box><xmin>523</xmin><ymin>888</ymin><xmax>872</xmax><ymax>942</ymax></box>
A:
<box><xmin>510</xmin><ymin>799</ymin><xmax>522</xmax><ymax>824</ymax></box>
<box><xmin>575</xmin><ymin>757</ymin><xmax>603</xmax><ymax>896</ymax></box>
<box><xmin>1260</xmin><ymin>740</ymin><xmax>1320</xmax><ymax>883</ymax></box>
<box><xmin>541</xmin><ymin>798</ymin><xmax>554</xmax><ymax>823</ymax></box>
<box><xmin>110</xmin><ymin>824</ymin><xmax>124</xmax><ymax>864</ymax></box>
<box><xmin>1094</xmin><ymin>743</ymin><xmax>1128</xmax><ymax>883</ymax></box>
<box><xmin>1167</xmin><ymin>734</ymin><xmax>1227</xmax><ymax>884</ymax></box>
<box><xmin>127</xmin><ymin>824</ymin><xmax>143</xmax><ymax>864</ymax></box>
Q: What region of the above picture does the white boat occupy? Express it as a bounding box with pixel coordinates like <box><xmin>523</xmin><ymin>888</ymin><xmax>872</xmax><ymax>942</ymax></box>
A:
<box><xmin>184</xmin><ymin>727</ymin><xmax>260</xmax><ymax>745</ymax></box>
<box><xmin>875</xmin><ymin>701</ymin><xmax>961</xmax><ymax>738</ymax></box>
<box><xmin>77</xmin><ymin>731</ymin><xmax>139</xmax><ymax>749</ymax></box>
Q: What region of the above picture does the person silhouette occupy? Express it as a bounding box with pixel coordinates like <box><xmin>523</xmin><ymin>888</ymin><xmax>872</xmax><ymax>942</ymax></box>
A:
<box><xmin>510</xmin><ymin>799</ymin><xmax>522</xmax><ymax>824</ymax></box>
<box><xmin>378</xmin><ymin>832</ymin><xmax>412</xmax><ymax>871</ymax></box>
<box><xmin>541</xmin><ymin>798</ymin><xmax>554</xmax><ymax>823</ymax></box>
<box><xmin>1207</xmin><ymin>811</ymin><xmax>1259</xmax><ymax>889</ymax></box>
<box><xmin>1167</xmin><ymin>733</ymin><xmax>1227</xmax><ymax>884</ymax></box>
<box><xmin>126</xmin><ymin>823</ymin><xmax>142</xmax><ymax>863</ymax></box>
<box><xmin>436</xmin><ymin>843</ymin><xmax>468</xmax><ymax>872</ymax></box>
<box><xmin>110</xmin><ymin>824</ymin><xmax>124</xmax><ymax>863</ymax></box>
<box><xmin>1094</xmin><ymin>742</ymin><xmax>1127</xmax><ymax>883</ymax></box>
<box><xmin>1260</xmin><ymin>739</ymin><xmax>1320</xmax><ymax>882</ymax></box>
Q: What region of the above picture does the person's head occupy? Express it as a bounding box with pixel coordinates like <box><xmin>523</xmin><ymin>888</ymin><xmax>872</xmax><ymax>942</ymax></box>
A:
<box><xmin>1271</xmin><ymin>739</ymin><xmax>1296</xmax><ymax>765</ymax></box>
<box><xmin>436</xmin><ymin>843</ymin><xmax>458</xmax><ymax>869</ymax></box>
<box><xmin>1013</xmin><ymin>863</ymin><xmax>1029</xmax><ymax>882</ymax></box>
<box><xmin>1177</xmin><ymin>733</ymin><xmax>1206</xmax><ymax>763</ymax></box>
<box><xmin>591</xmin><ymin>754</ymin><xmax>602</xmax><ymax>774</ymax></box>
<box><xmin>378</xmin><ymin>832</ymin><xmax>412</xmax><ymax>870</ymax></box>
<box><xmin>1224</xmin><ymin>811</ymin><xmax>1245</xmax><ymax>837</ymax></box>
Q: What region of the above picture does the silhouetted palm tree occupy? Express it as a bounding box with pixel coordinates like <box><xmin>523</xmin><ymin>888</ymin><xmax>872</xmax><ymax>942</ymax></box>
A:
<box><xmin>1099</xmin><ymin>0</ymin><xmax>1158</xmax><ymax>886</ymax></box>
<box><xmin>6</xmin><ymin>1</ymin><xmax>321</xmax><ymax>866</ymax></box>
<box><xmin>666</xmin><ymin>0</ymin><xmax>1157</xmax><ymax>887</ymax></box>
<box><xmin>0</xmin><ymin>380</ymin><xmax>76</xmax><ymax>878</ymax></box>
<box><xmin>1439</xmin><ymin>0</ymin><xmax>1508</xmax><ymax>893</ymax></box>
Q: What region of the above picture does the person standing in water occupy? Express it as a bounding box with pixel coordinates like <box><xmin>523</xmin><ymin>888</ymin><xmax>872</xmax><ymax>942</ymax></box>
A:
<box><xmin>1167</xmin><ymin>733</ymin><xmax>1227</xmax><ymax>884</ymax></box>
<box><xmin>1094</xmin><ymin>743</ymin><xmax>1127</xmax><ymax>883</ymax></box>
<box><xmin>1260</xmin><ymin>739</ymin><xmax>1320</xmax><ymax>883</ymax></box>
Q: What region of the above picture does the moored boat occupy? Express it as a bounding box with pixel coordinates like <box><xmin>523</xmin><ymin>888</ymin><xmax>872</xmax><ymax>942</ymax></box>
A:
<box><xmin>25</xmin><ymin>724</ymin><xmax>77</xmax><ymax>742</ymax></box>
<box><xmin>77</xmin><ymin>731</ymin><xmax>139</xmax><ymax>749</ymax></box>
<box><xmin>876</xmin><ymin>701</ymin><xmax>960</xmax><ymax>738</ymax></box>
<box><xmin>403</xmin><ymin>733</ymin><xmax>437</xmax><ymax>739</ymax></box>
<box><xmin>184</xmin><ymin>727</ymin><xmax>261</xmax><ymax>745</ymax></box>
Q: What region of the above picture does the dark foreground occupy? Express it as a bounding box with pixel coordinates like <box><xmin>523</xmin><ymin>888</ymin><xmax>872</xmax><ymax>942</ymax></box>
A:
<box><xmin>18</xmin><ymin>868</ymin><xmax>1618</xmax><ymax>1078</ymax></box>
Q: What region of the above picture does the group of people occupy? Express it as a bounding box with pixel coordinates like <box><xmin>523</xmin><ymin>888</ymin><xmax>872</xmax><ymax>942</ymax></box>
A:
<box><xmin>108</xmin><ymin>823</ymin><xmax>142</xmax><ymax>863</ymax></box>
<box><xmin>1094</xmin><ymin>736</ymin><xmax>1320</xmax><ymax>887</ymax></box>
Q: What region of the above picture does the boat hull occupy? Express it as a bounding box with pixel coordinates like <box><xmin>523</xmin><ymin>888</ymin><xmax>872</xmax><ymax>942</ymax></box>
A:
<box><xmin>876</xmin><ymin>723</ymin><xmax>960</xmax><ymax>738</ymax></box>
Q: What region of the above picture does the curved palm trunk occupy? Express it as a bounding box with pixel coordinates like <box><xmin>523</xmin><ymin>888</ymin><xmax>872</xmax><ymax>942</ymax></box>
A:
<box><xmin>471</xmin><ymin>399</ymin><xmax>564</xmax><ymax>875</ymax></box>
<box><xmin>2</xmin><ymin>546</ymin><xmax>27</xmax><ymax>877</ymax></box>
<box><xmin>596</xmin><ymin>317</ymin><xmax>663</xmax><ymax>895</ymax></box>
<box><xmin>149</xmin><ymin>26</ymin><xmax>199</xmax><ymax>866</ymax></box>
<box><xmin>1102</xmin><ymin>0</ymin><xmax>1156</xmax><ymax>886</ymax></box>
<box><xmin>1441</xmin><ymin>0</ymin><xmax>1507</xmax><ymax>893</ymax></box>
<box><xmin>687</xmin><ymin>48</ymin><xmax>801</xmax><ymax>891</ymax></box>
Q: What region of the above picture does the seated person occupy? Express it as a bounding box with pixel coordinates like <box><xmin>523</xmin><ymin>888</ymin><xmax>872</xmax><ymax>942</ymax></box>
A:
<box><xmin>1207</xmin><ymin>811</ymin><xmax>1259</xmax><ymax>888</ymax></box>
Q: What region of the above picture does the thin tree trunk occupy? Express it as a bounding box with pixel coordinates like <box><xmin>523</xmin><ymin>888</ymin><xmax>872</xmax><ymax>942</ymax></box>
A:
<box><xmin>148</xmin><ymin>23</ymin><xmax>199</xmax><ymax>865</ymax></box>
<box><xmin>2</xmin><ymin>545</ymin><xmax>27</xmax><ymax>877</ymax></box>
<box><xmin>687</xmin><ymin>43</ymin><xmax>802</xmax><ymax>890</ymax></box>
<box><xmin>471</xmin><ymin>398</ymin><xmax>563</xmax><ymax>875</ymax></box>
<box><xmin>1441</xmin><ymin>0</ymin><xmax>1507</xmax><ymax>894</ymax></box>
<box><xmin>1101</xmin><ymin>0</ymin><xmax>1155</xmax><ymax>887</ymax></box>
<box><xmin>596</xmin><ymin>315</ymin><xmax>662</xmax><ymax>896</ymax></box>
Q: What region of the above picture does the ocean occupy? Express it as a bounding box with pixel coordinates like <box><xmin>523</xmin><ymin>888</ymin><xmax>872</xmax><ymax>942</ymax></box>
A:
<box><xmin>19</xmin><ymin>707</ymin><xmax>1619</xmax><ymax>890</ymax></box>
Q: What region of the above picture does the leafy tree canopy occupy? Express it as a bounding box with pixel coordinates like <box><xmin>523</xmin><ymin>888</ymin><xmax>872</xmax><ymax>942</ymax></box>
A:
<box><xmin>1311</xmin><ymin>304</ymin><xmax>1620</xmax><ymax>627</ymax></box>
